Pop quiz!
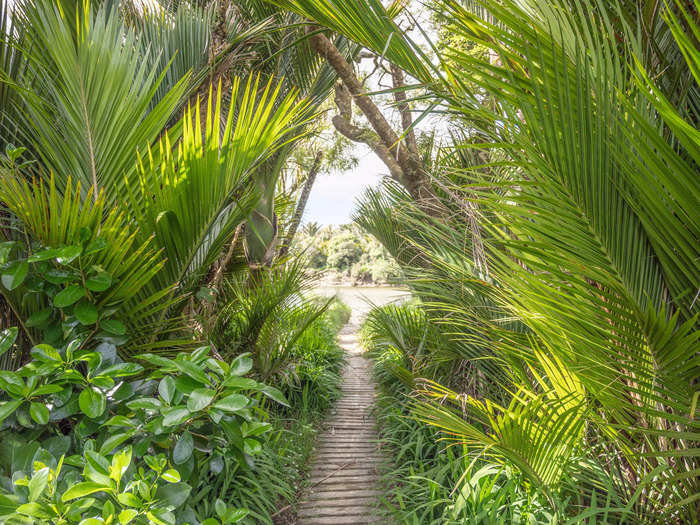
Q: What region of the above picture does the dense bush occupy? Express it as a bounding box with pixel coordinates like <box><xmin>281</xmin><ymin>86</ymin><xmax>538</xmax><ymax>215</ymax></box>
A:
<box><xmin>293</xmin><ymin>224</ymin><xmax>401</xmax><ymax>284</ymax></box>
<box><xmin>0</xmin><ymin>325</ymin><xmax>280</xmax><ymax>523</ymax></box>
<box><xmin>209</xmin><ymin>299</ymin><xmax>348</xmax><ymax>524</ymax></box>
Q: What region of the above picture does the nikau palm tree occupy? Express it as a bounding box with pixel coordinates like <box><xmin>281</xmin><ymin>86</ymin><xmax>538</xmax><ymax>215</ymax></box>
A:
<box><xmin>265</xmin><ymin>0</ymin><xmax>699</xmax><ymax>522</ymax></box>
<box><xmin>0</xmin><ymin>0</ymin><xmax>325</xmax><ymax>355</ymax></box>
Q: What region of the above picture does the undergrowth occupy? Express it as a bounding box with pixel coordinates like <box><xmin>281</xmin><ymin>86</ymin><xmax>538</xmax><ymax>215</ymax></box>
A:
<box><xmin>217</xmin><ymin>298</ymin><xmax>349</xmax><ymax>524</ymax></box>
<box><xmin>367</xmin><ymin>305</ymin><xmax>552</xmax><ymax>525</ymax></box>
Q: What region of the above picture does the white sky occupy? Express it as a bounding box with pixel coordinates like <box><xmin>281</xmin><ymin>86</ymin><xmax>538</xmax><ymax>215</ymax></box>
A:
<box><xmin>304</xmin><ymin>144</ymin><xmax>386</xmax><ymax>225</ymax></box>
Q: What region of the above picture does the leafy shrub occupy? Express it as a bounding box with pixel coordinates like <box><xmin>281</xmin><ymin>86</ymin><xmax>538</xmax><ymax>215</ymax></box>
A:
<box><xmin>202</xmin><ymin>296</ymin><xmax>349</xmax><ymax>524</ymax></box>
<box><xmin>0</xmin><ymin>328</ymin><xmax>284</xmax><ymax>523</ymax></box>
<box><xmin>2</xmin><ymin>446</ymin><xmax>189</xmax><ymax>524</ymax></box>
<box><xmin>369</xmin><ymin>327</ymin><xmax>552</xmax><ymax>524</ymax></box>
<box><xmin>0</xmin><ymin>176</ymin><xmax>170</xmax><ymax>357</ymax></box>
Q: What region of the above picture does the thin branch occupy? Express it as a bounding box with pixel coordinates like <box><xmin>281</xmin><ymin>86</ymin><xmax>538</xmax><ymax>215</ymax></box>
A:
<box><xmin>391</xmin><ymin>64</ymin><xmax>419</xmax><ymax>156</ymax></box>
<box><xmin>278</xmin><ymin>150</ymin><xmax>323</xmax><ymax>258</ymax></box>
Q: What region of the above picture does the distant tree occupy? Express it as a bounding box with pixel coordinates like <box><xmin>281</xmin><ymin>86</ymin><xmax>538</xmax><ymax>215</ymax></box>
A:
<box><xmin>325</xmin><ymin>232</ymin><xmax>363</xmax><ymax>271</ymax></box>
<box><xmin>303</xmin><ymin>221</ymin><xmax>322</xmax><ymax>236</ymax></box>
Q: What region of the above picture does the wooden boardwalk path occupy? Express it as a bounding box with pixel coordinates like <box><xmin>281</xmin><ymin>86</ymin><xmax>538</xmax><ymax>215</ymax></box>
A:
<box><xmin>297</xmin><ymin>321</ymin><xmax>384</xmax><ymax>524</ymax></box>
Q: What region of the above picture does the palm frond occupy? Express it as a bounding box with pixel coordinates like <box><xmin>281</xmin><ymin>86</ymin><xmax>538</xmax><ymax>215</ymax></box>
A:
<box><xmin>8</xmin><ymin>0</ymin><xmax>188</xmax><ymax>200</ymax></box>
<box><xmin>127</xmin><ymin>75</ymin><xmax>313</xmax><ymax>295</ymax></box>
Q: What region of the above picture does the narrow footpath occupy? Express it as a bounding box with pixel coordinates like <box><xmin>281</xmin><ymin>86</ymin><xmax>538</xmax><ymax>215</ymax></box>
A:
<box><xmin>297</xmin><ymin>306</ymin><xmax>385</xmax><ymax>524</ymax></box>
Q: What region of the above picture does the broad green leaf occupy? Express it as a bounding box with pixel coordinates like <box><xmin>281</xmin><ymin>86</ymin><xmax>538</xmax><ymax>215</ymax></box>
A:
<box><xmin>33</xmin><ymin>384</ymin><xmax>64</xmax><ymax>395</ymax></box>
<box><xmin>174</xmin><ymin>360</ymin><xmax>210</xmax><ymax>386</ymax></box>
<box><xmin>55</xmin><ymin>246</ymin><xmax>83</xmax><ymax>265</ymax></box>
<box><xmin>242</xmin><ymin>421</ymin><xmax>272</xmax><ymax>438</ymax></box>
<box><xmin>2</xmin><ymin>260</ymin><xmax>29</xmax><ymax>290</ymax></box>
<box><xmin>29</xmin><ymin>402</ymin><xmax>49</xmax><ymax>425</ymax></box>
<box><xmin>117</xmin><ymin>492</ymin><xmax>141</xmax><ymax>507</ymax></box>
<box><xmin>86</xmin><ymin>450</ymin><xmax>110</xmax><ymax>477</ymax></box>
<box><xmin>137</xmin><ymin>353</ymin><xmax>175</xmax><ymax>369</ymax></box>
<box><xmin>228</xmin><ymin>354</ymin><xmax>253</xmax><ymax>377</ymax></box>
<box><xmin>147</xmin><ymin>508</ymin><xmax>176</xmax><ymax>525</ymax></box>
<box><xmin>74</xmin><ymin>301</ymin><xmax>98</xmax><ymax>325</ymax></box>
<box><xmin>80</xmin><ymin>518</ymin><xmax>104</xmax><ymax>525</ymax></box>
<box><xmin>215</xmin><ymin>498</ymin><xmax>227</xmax><ymax>518</ymax></box>
<box><xmin>118</xmin><ymin>509</ymin><xmax>138</xmax><ymax>524</ymax></box>
<box><xmin>85</xmin><ymin>272</ymin><xmax>112</xmax><ymax>292</ymax></box>
<box><xmin>102</xmin><ymin>499</ymin><xmax>116</xmax><ymax>519</ymax></box>
<box><xmin>99</xmin><ymin>432</ymin><xmax>135</xmax><ymax>456</ymax></box>
<box><xmin>110</xmin><ymin>447</ymin><xmax>132</xmax><ymax>482</ymax></box>
<box><xmin>243</xmin><ymin>438</ymin><xmax>262</xmax><ymax>455</ymax></box>
<box><xmin>159</xmin><ymin>377</ymin><xmax>176</xmax><ymax>403</ymax></box>
<box><xmin>43</xmin><ymin>268</ymin><xmax>76</xmax><ymax>284</ymax></box>
<box><xmin>28</xmin><ymin>247</ymin><xmax>65</xmax><ymax>263</ymax></box>
<box><xmin>62</xmin><ymin>482</ymin><xmax>110</xmax><ymax>501</ymax></box>
<box><xmin>99</xmin><ymin>362</ymin><xmax>144</xmax><ymax>377</ymax></box>
<box><xmin>161</xmin><ymin>407</ymin><xmax>190</xmax><ymax>427</ymax></box>
<box><xmin>0</xmin><ymin>327</ymin><xmax>18</xmax><ymax>356</ymax></box>
<box><xmin>0</xmin><ymin>400</ymin><xmax>23</xmax><ymax>425</ymax></box>
<box><xmin>173</xmin><ymin>431</ymin><xmax>193</xmax><ymax>465</ymax></box>
<box><xmin>154</xmin><ymin>482</ymin><xmax>191</xmax><ymax>508</ymax></box>
<box><xmin>15</xmin><ymin>501</ymin><xmax>54</xmax><ymax>518</ymax></box>
<box><xmin>53</xmin><ymin>285</ymin><xmax>86</xmax><ymax>308</ymax></box>
<box><xmin>212</xmin><ymin>394</ymin><xmax>248</xmax><ymax>413</ymax></box>
<box><xmin>30</xmin><ymin>344</ymin><xmax>62</xmax><ymax>362</ymax></box>
<box><xmin>186</xmin><ymin>388</ymin><xmax>215</xmax><ymax>412</ymax></box>
<box><xmin>161</xmin><ymin>469</ymin><xmax>180</xmax><ymax>483</ymax></box>
<box><xmin>79</xmin><ymin>387</ymin><xmax>106</xmax><ymax>418</ymax></box>
<box><xmin>126</xmin><ymin>398</ymin><xmax>162</xmax><ymax>411</ymax></box>
<box><xmin>28</xmin><ymin>467</ymin><xmax>49</xmax><ymax>501</ymax></box>
<box><xmin>92</xmin><ymin>375</ymin><xmax>115</xmax><ymax>390</ymax></box>
<box><xmin>221</xmin><ymin>376</ymin><xmax>258</xmax><ymax>390</ymax></box>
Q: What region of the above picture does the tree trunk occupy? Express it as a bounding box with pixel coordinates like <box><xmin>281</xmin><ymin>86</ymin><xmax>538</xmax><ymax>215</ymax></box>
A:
<box><xmin>278</xmin><ymin>151</ymin><xmax>323</xmax><ymax>258</ymax></box>
<box><xmin>306</xmin><ymin>28</ymin><xmax>436</xmax><ymax>207</ymax></box>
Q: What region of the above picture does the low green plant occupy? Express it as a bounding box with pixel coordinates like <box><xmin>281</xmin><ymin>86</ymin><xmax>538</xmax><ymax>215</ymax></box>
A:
<box><xmin>0</xmin><ymin>329</ymin><xmax>285</xmax><ymax>522</ymax></box>
<box><xmin>199</xmin><ymin>296</ymin><xmax>348</xmax><ymax>524</ymax></box>
<box><xmin>372</xmin><ymin>362</ymin><xmax>552</xmax><ymax>525</ymax></box>
<box><xmin>3</xmin><ymin>446</ymin><xmax>188</xmax><ymax>524</ymax></box>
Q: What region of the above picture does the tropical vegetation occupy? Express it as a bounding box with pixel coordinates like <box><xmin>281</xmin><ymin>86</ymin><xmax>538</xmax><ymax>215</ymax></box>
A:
<box><xmin>293</xmin><ymin>223</ymin><xmax>402</xmax><ymax>285</ymax></box>
<box><xmin>1</xmin><ymin>0</ymin><xmax>698</xmax><ymax>523</ymax></box>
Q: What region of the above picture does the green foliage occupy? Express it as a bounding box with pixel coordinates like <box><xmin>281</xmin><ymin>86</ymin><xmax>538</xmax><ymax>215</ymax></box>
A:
<box><xmin>195</xmin><ymin>294</ymin><xmax>348</xmax><ymax>524</ymax></box>
<box><xmin>8</xmin><ymin>0</ymin><xmax>189</xmax><ymax>200</ymax></box>
<box><xmin>0</xmin><ymin>328</ymin><xmax>284</xmax><ymax>522</ymax></box>
<box><xmin>294</xmin><ymin>224</ymin><xmax>402</xmax><ymax>284</ymax></box>
<box><xmin>292</xmin><ymin>0</ymin><xmax>699</xmax><ymax>521</ymax></box>
<box><xmin>127</xmin><ymin>76</ymin><xmax>311</xmax><ymax>296</ymax></box>
<box><xmin>0</xmin><ymin>0</ymin><xmax>348</xmax><ymax>521</ymax></box>
<box><xmin>3</xmin><ymin>446</ymin><xmax>195</xmax><ymax>525</ymax></box>
<box><xmin>373</xmin><ymin>386</ymin><xmax>553</xmax><ymax>524</ymax></box>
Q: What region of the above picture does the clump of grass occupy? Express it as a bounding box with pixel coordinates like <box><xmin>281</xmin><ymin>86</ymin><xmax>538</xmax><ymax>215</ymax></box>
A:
<box><xmin>367</xmin><ymin>306</ymin><xmax>551</xmax><ymax>524</ymax></box>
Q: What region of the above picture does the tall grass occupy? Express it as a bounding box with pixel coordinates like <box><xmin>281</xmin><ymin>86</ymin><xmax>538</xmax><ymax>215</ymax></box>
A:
<box><xmin>367</xmin><ymin>305</ymin><xmax>552</xmax><ymax>524</ymax></box>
